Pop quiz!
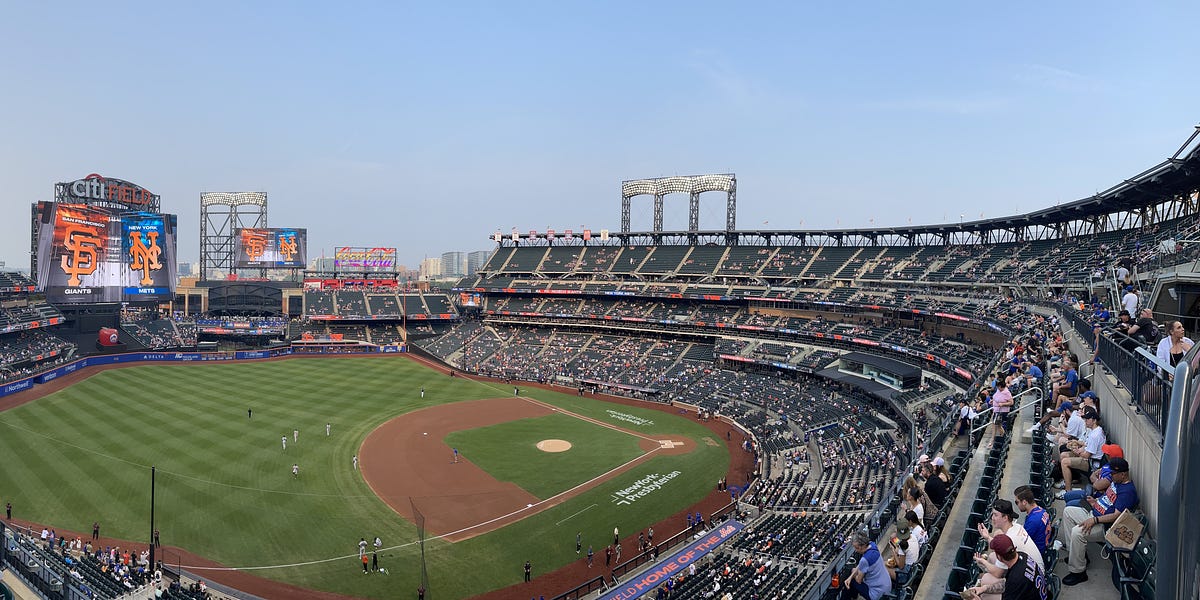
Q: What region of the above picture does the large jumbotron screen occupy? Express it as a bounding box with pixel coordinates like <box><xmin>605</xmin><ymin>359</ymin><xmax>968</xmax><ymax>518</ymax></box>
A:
<box><xmin>234</xmin><ymin>227</ymin><xmax>308</xmax><ymax>268</ymax></box>
<box><xmin>34</xmin><ymin>201</ymin><xmax>178</xmax><ymax>303</ymax></box>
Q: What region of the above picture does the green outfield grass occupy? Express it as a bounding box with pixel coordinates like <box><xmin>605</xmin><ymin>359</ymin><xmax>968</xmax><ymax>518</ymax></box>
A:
<box><xmin>0</xmin><ymin>357</ymin><xmax>730</xmax><ymax>599</ymax></box>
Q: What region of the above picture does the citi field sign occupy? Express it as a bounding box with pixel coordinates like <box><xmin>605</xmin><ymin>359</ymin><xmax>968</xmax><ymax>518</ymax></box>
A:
<box><xmin>57</xmin><ymin>173</ymin><xmax>159</xmax><ymax>209</ymax></box>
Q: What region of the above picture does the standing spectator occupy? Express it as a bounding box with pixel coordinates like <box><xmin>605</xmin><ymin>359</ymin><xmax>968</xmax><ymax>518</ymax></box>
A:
<box><xmin>1121</xmin><ymin>286</ymin><xmax>1138</xmax><ymax>317</ymax></box>
<box><xmin>1156</xmin><ymin>320</ymin><xmax>1194</xmax><ymax>374</ymax></box>
<box><xmin>990</xmin><ymin>378</ymin><xmax>1013</xmax><ymax>440</ymax></box>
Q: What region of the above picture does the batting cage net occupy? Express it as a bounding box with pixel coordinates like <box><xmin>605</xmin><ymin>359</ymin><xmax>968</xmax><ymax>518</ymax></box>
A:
<box><xmin>411</xmin><ymin>497</ymin><xmax>430</xmax><ymax>597</ymax></box>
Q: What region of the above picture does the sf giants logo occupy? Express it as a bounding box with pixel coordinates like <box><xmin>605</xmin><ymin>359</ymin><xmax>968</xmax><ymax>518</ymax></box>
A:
<box><xmin>129</xmin><ymin>231</ymin><xmax>163</xmax><ymax>285</ymax></box>
<box><xmin>243</xmin><ymin>231</ymin><xmax>268</xmax><ymax>261</ymax></box>
<box><xmin>278</xmin><ymin>234</ymin><xmax>298</xmax><ymax>262</ymax></box>
<box><xmin>61</xmin><ymin>224</ymin><xmax>103</xmax><ymax>286</ymax></box>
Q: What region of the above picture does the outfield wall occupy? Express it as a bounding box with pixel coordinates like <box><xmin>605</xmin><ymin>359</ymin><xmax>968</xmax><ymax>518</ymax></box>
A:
<box><xmin>0</xmin><ymin>346</ymin><xmax>403</xmax><ymax>399</ymax></box>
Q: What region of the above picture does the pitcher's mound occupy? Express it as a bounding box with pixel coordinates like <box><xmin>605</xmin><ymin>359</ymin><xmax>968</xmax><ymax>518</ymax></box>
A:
<box><xmin>536</xmin><ymin>439</ymin><xmax>572</xmax><ymax>452</ymax></box>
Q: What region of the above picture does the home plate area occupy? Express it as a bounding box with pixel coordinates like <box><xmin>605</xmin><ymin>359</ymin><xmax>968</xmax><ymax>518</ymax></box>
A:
<box><xmin>659</xmin><ymin>440</ymin><xmax>684</xmax><ymax>449</ymax></box>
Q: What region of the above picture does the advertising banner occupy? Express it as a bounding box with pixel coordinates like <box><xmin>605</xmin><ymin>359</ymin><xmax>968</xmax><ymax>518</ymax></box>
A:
<box><xmin>333</xmin><ymin>247</ymin><xmax>397</xmax><ymax>272</ymax></box>
<box><xmin>599</xmin><ymin>521</ymin><xmax>744</xmax><ymax>600</ymax></box>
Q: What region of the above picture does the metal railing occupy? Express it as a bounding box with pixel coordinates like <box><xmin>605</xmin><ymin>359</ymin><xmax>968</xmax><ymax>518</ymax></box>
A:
<box><xmin>1058</xmin><ymin>305</ymin><xmax>1169</xmax><ymax>434</ymax></box>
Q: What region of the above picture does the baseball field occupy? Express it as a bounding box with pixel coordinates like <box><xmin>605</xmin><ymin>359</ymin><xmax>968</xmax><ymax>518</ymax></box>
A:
<box><xmin>0</xmin><ymin>355</ymin><xmax>732</xmax><ymax>599</ymax></box>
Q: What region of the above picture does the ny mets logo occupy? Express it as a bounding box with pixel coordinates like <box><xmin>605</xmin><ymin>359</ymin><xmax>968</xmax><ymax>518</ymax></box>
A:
<box><xmin>278</xmin><ymin>234</ymin><xmax>298</xmax><ymax>262</ymax></box>
<box><xmin>129</xmin><ymin>231</ymin><xmax>163</xmax><ymax>285</ymax></box>
<box><xmin>60</xmin><ymin>224</ymin><xmax>103</xmax><ymax>286</ymax></box>
<box><xmin>243</xmin><ymin>231</ymin><xmax>268</xmax><ymax>261</ymax></box>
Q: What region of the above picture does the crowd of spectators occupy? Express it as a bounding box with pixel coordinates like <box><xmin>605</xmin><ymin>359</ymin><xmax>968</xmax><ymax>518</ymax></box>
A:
<box><xmin>4</xmin><ymin>524</ymin><xmax>212</xmax><ymax>600</ymax></box>
<box><xmin>0</xmin><ymin>329</ymin><xmax>75</xmax><ymax>379</ymax></box>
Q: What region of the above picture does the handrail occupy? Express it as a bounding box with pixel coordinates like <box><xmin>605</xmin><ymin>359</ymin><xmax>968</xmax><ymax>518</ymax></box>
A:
<box><xmin>970</xmin><ymin>388</ymin><xmax>1045</xmax><ymax>434</ymax></box>
<box><xmin>1057</xmin><ymin>304</ymin><xmax>1169</xmax><ymax>433</ymax></box>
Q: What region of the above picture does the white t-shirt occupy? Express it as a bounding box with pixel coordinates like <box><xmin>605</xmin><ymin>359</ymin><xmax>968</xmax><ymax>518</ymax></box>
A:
<box><xmin>1005</xmin><ymin>523</ymin><xmax>1043</xmax><ymax>567</ymax></box>
<box><xmin>1083</xmin><ymin>425</ymin><xmax>1106</xmax><ymax>460</ymax></box>
<box><xmin>1122</xmin><ymin>292</ymin><xmax>1138</xmax><ymax>316</ymax></box>
<box><xmin>902</xmin><ymin>536</ymin><xmax>920</xmax><ymax>565</ymax></box>
<box><xmin>1064</xmin><ymin>412</ymin><xmax>1086</xmax><ymax>439</ymax></box>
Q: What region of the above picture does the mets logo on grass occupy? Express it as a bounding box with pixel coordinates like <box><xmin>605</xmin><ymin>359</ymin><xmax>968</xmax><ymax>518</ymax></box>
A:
<box><xmin>611</xmin><ymin>471</ymin><xmax>680</xmax><ymax>505</ymax></box>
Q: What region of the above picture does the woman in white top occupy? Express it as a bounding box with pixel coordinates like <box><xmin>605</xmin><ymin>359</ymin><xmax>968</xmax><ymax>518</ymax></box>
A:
<box><xmin>1156</xmin><ymin>320</ymin><xmax>1194</xmax><ymax>375</ymax></box>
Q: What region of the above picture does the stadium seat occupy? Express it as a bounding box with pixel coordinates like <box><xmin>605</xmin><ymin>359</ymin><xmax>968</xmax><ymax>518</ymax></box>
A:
<box><xmin>1111</xmin><ymin>537</ymin><xmax>1156</xmax><ymax>600</ymax></box>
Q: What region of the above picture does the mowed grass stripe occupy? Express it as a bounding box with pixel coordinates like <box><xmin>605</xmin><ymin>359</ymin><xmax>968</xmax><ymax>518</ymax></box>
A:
<box><xmin>0</xmin><ymin>357</ymin><xmax>729</xmax><ymax>600</ymax></box>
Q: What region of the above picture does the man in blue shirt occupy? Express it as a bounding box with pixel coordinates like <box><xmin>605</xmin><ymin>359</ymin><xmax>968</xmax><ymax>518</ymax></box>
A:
<box><xmin>841</xmin><ymin>530</ymin><xmax>891</xmax><ymax>600</ymax></box>
<box><xmin>1053</xmin><ymin>357</ymin><xmax>1079</xmax><ymax>403</ymax></box>
<box><xmin>1014</xmin><ymin>485</ymin><xmax>1051</xmax><ymax>560</ymax></box>
<box><xmin>1062</xmin><ymin>457</ymin><xmax>1138</xmax><ymax>585</ymax></box>
<box><xmin>1022</xmin><ymin>360</ymin><xmax>1043</xmax><ymax>385</ymax></box>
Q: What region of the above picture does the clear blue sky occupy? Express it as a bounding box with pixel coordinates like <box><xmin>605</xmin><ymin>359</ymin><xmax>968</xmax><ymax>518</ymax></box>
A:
<box><xmin>2</xmin><ymin>2</ymin><xmax>1198</xmax><ymax>272</ymax></box>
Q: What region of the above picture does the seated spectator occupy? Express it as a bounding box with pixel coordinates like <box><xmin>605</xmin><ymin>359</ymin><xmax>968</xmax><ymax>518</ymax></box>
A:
<box><xmin>1121</xmin><ymin>308</ymin><xmax>1160</xmax><ymax>351</ymax></box>
<box><xmin>1050</xmin><ymin>357</ymin><xmax>1079</xmax><ymax>404</ymax></box>
<box><xmin>904</xmin><ymin>510</ymin><xmax>928</xmax><ymax>546</ymax></box>
<box><xmin>919</xmin><ymin>462</ymin><xmax>948</xmax><ymax>508</ymax></box>
<box><xmin>1013</xmin><ymin>485</ymin><xmax>1051</xmax><ymax>559</ymax></box>
<box><xmin>885</xmin><ymin>522</ymin><xmax>919</xmax><ymax>585</ymax></box>
<box><xmin>907</xmin><ymin>486</ymin><xmax>938</xmax><ymax>530</ymax></box>
<box><xmin>1056</xmin><ymin>444</ymin><xmax>1121</xmax><ymax>507</ymax></box>
<box><xmin>840</xmin><ymin>530</ymin><xmax>890</xmax><ymax>600</ymax></box>
<box><xmin>962</xmin><ymin>533</ymin><xmax>1048</xmax><ymax>600</ymax></box>
<box><xmin>1057</xmin><ymin>407</ymin><xmax>1105</xmax><ymax>492</ymax></box>
<box><xmin>971</xmin><ymin>500</ymin><xmax>1043</xmax><ymax>599</ymax></box>
<box><xmin>1062</xmin><ymin>457</ymin><xmax>1138</xmax><ymax>585</ymax></box>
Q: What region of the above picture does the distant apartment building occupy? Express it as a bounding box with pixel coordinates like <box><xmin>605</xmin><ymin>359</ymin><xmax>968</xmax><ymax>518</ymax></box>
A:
<box><xmin>466</xmin><ymin>250</ymin><xmax>491</xmax><ymax>276</ymax></box>
<box><xmin>419</xmin><ymin>257</ymin><xmax>442</xmax><ymax>281</ymax></box>
<box><xmin>440</xmin><ymin>251</ymin><xmax>467</xmax><ymax>278</ymax></box>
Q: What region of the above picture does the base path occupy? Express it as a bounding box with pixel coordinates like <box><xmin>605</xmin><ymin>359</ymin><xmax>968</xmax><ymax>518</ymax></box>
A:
<box><xmin>359</xmin><ymin>396</ymin><xmax>691</xmax><ymax>542</ymax></box>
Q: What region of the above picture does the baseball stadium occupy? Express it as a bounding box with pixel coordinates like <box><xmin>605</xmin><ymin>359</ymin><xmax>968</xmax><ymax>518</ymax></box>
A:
<box><xmin>2</xmin><ymin>130</ymin><xmax>1200</xmax><ymax>600</ymax></box>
